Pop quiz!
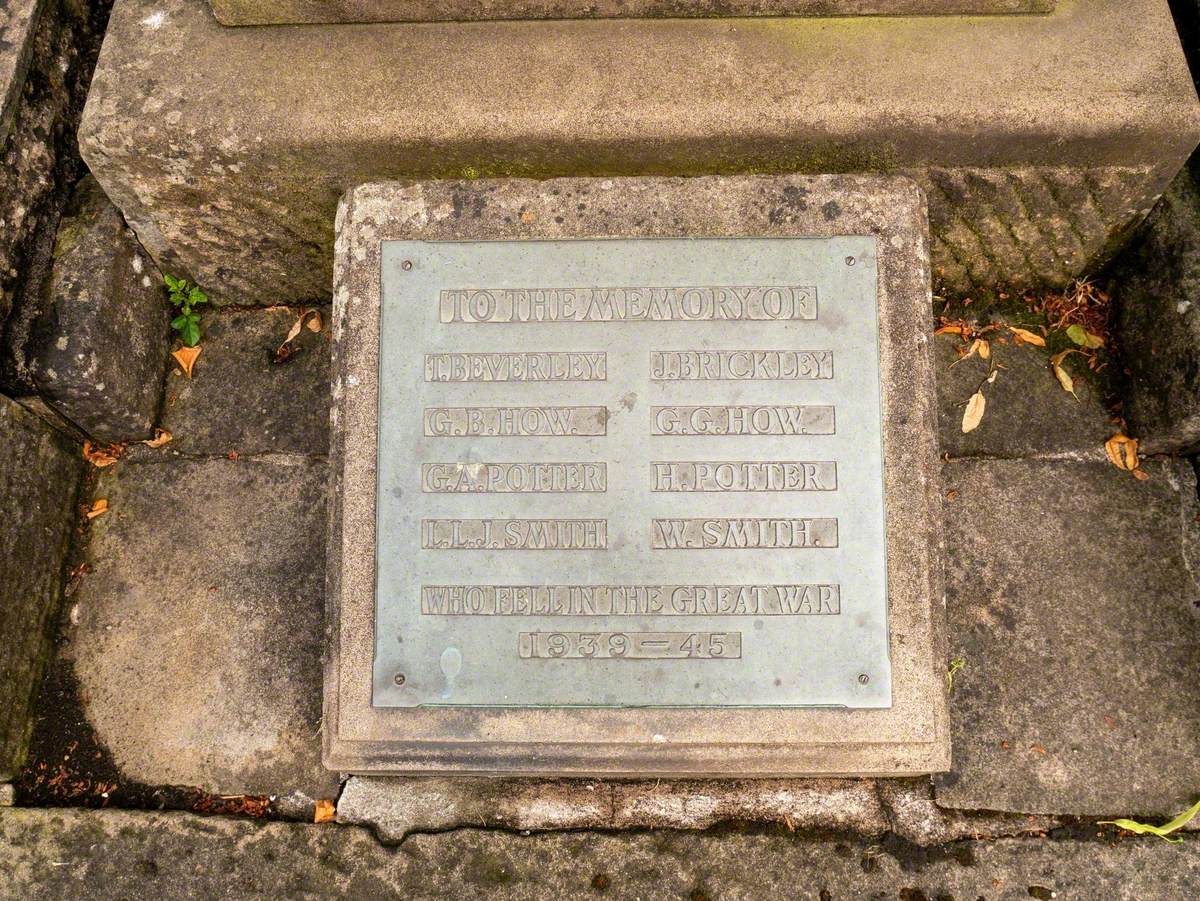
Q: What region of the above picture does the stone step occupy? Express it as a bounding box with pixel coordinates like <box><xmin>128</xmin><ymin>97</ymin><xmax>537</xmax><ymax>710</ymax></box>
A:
<box><xmin>80</xmin><ymin>0</ymin><xmax>1200</xmax><ymax>304</ymax></box>
<box><xmin>208</xmin><ymin>0</ymin><xmax>1057</xmax><ymax>26</ymax></box>
<box><xmin>2</xmin><ymin>806</ymin><xmax>1199</xmax><ymax>899</ymax></box>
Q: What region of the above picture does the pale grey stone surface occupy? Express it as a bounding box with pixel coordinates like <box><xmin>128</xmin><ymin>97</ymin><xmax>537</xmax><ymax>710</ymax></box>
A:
<box><xmin>936</xmin><ymin>457</ymin><xmax>1200</xmax><ymax>816</ymax></box>
<box><xmin>328</xmin><ymin>175</ymin><xmax>947</xmax><ymax>776</ymax></box>
<box><xmin>79</xmin><ymin>0</ymin><xmax>1198</xmax><ymax>304</ymax></box>
<box><xmin>14</xmin><ymin>175</ymin><xmax>170</xmax><ymax>444</ymax></box>
<box><xmin>2</xmin><ymin>807</ymin><xmax>1199</xmax><ymax>900</ymax></box>
<box><xmin>209</xmin><ymin>0</ymin><xmax>1055</xmax><ymax>26</ymax></box>
<box><xmin>0</xmin><ymin>394</ymin><xmax>81</xmax><ymax>780</ymax></box>
<box><xmin>933</xmin><ymin>331</ymin><xmax>1114</xmax><ymax>459</ymax></box>
<box><xmin>64</xmin><ymin>456</ymin><xmax>340</xmax><ymax>800</ymax></box>
<box><xmin>337</xmin><ymin>775</ymin><xmax>1067</xmax><ymax>845</ymax></box>
<box><xmin>159</xmin><ymin>306</ymin><xmax>330</xmax><ymax>456</ymax></box>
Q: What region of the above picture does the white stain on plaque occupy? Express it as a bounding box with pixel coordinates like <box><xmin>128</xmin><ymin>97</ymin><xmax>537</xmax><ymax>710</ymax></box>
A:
<box><xmin>440</xmin><ymin>646</ymin><xmax>464</xmax><ymax>699</ymax></box>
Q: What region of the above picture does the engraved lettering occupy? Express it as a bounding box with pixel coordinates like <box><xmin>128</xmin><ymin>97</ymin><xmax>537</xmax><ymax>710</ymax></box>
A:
<box><xmin>421</xmin><ymin>585</ymin><xmax>841</xmax><ymax>615</ymax></box>
<box><xmin>518</xmin><ymin>631</ymin><xmax>742</xmax><ymax>659</ymax></box>
<box><xmin>424</xmin><ymin>352</ymin><xmax>607</xmax><ymax>382</ymax></box>
<box><xmin>651</xmin><ymin>406</ymin><xmax>834</xmax><ymax>435</ymax></box>
<box><xmin>650</xmin><ymin>518</ymin><xmax>838</xmax><ymax>549</ymax></box>
<box><xmin>422</xmin><ymin>462</ymin><xmax>607</xmax><ymax>493</ymax></box>
<box><xmin>438</xmin><ymin>286</ymin><xmax>816</xmax><ymax>323</ymax></box>
<box><xmin>424</xmin><ymin>406</ymin><xmax>607</xmax><ymax>436</ymax></box>
<box><xmin>650</xmin><ymin>350</ymin><xmax>833</xmax><ymax>380</ymax></box>
<box><xmin>652</xmin><ymin>461</ymin><xmax>836</xmax><ymax>492</ymax></box>
<box><xmin>422</xmin><ymin>519</ymin><xmax>608</xmax><ymax>549</ymax></box>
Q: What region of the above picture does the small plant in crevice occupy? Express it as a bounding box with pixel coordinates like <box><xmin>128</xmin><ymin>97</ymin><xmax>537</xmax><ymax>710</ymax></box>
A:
<box><xmin>165</xmin><ymin>274</ymin><xmax>208</xmax><ymax>346</ymax></box>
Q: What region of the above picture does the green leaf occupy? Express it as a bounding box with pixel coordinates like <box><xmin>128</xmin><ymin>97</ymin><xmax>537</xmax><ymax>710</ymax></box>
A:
<box><xmin>181</xmin><ymin>320</ymin><xmax>201</xmax><ymax>347</ymax></box>
<box><xmin>188</xmin><ymin>286</ymin><xmax>208</xmax><ymax>305</ymax></box>
<box><xmin>1066</xmin><ymin>323</ymin><xmax>1104</xmax><ymax>349</ymax></box>
<box><xmin>1100</xmin><ymin>799</ymin><xmax>1200</xmax><ymax>843</ymax></box>
<box><xmin>164</xmin><ymin>274</ymin><xmax>181</xmax><ymax>291</ymax></box>
<box><xmin>171</xmin><ymin>314</ymin><xmax>188</xmax><ymax>329</ymax></box>
<box><xmin>187</xmin><ymin>313</ymin><xmax>200</xmax><ymax>323</ymax></box>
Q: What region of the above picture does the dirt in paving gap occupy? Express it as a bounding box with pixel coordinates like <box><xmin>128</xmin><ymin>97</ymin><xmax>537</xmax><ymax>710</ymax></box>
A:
<box><xmin>932</xmin><ymin>274</ymin><xmax>1127</xmax><ymax>423</ymax></box>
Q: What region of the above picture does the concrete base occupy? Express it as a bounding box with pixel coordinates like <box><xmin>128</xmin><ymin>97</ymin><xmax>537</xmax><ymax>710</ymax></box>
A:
<box><xmin>80</xmin><ymin>0</ymin><xmax>1199</xmax><ymax>304</ymax></box>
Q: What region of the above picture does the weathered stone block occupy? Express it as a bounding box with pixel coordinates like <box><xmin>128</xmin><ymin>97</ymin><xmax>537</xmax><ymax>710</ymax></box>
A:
<box><xmin>0</xmin><ymin>0</ymin><xmax>105</xmax><ymax>330</ymax></box>
<box><xmin>1113</xmin><ymin>155</ymin><xmax>1200</xmax><ymax>454</ymax></box>
<box><xmin>66</xmin><ymin>456</ymin><xmax>340</xmax><ymax>800</ymax></box>
<box><xmin>0</xmin><ymin>0</ymin><xmax>44</xmax><ymax>142</ymax></box>
<box><xmin>17</xmin><ymin>176</ymin><xmax>170</xmax><ymax>444</ymax></box>
<box><xmin>208</xmin><ymin>0</ymin><xmax>1056</xmax><ymax>27</ymax></box>
<box><xmin>79</xmin><ymin>0</ymin><xmax>1199</xmax><ymax>304</ymax></box>
<box><xmin>0</xmin><ymin>394</ymin><xmax>81</xmax><ymax>780</ymax></box>
<box><xmin>936</xmin><ymin>457</ymin><xmax>1200</xmax><ymax>817</ymax></box>
<box><xmin>159</xmin><ymin>306</ymin><xmax>330</xmax><ymax>456</ymax></box>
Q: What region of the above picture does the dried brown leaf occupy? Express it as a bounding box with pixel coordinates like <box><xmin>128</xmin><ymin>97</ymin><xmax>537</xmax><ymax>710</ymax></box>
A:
<box><xmin>961</xmin><ymin>391</ymin><xmax>986</xmax><ymax>433</ymax></box>
<box><xmin>172</xmin><ymin>345</ymin><xmax>202</xmax><ymax>378</ymax></box>
<box><xmin>977</xmin><ymin>339</ymin><xmax>990</xmax><ymax>360</ymax></box>
<box><xmin>142</xmin><ymin>429</ymin><xmax>172</xmax><ymax>448</ymax></box>
<box><xmin>1052</xmin><ymin>361</ymin><xmax>1076</xmax><ymax>397</ymax></box>
<box><xmin>82</xmin><ymin>441</ymin><xmax>125</xmax><ymax>468</ymax></box>
<box><xmin>1009</xmin><ymin>327</ymin><xmax>1046</xmax><ymax>347</ymax></box>
<box><xmin>314</xmin><ymin>799</ymin><xmax>336</xmax><ymax>824</ymax></box>
<box><xmin>1105</xmin><ymin>434</ymin><xmax>1140</xmax><ymax>472</ymax></box>
<box><xmin>86</xmin><ymin>499</ymin><xmax>109</xmax><ymax>520</ymax></box>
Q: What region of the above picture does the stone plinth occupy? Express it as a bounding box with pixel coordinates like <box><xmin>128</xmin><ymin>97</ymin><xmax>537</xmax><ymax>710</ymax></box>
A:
<box><xmin>208</xmin><ymin>0</ymin><xmax>1056</xmax><ymax>26</ymax></box>
<box><xmin>326</xmin><ymin>174</ymin><xmax>948</xmax><ymax>776</ymax></box>
<box><xmin>79</xmin><ymin>0</ymin><xmax>1200</xmax><ymax>304</ymax></box>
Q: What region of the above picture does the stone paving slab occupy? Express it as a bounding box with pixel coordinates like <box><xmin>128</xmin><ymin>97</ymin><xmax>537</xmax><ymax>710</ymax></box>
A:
<box><xmin>936</xmin><ymin>456</ymin><xmax>1200</xmax><ymax>816</ymax></box>
<box><xmin>63</xmin><ymin>456</ymin><xmax>339</xmax><ymax>800</ymax></box>
<box><xmin>0</xmin><ymin>395</ymin><xmax>81</xmax><ymax>779</ymax></box>
<box><xmin>159</xmin><ymin>307</ymin><xmax>330</xmax><ymax>457</ymax></box>
<box><xmin>934</xmin><ymin>332</ymin><xmax>1114</xmax><ymax>459</ymax></box>
<box><xmin>1</xmin><ymin>807</ymin><xmax>1198</xmax><ymax>900</ymax></box>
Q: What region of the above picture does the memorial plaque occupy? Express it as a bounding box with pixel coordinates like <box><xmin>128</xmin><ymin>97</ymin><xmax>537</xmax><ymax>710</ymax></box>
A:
<box><xmin>374</xmin><ymin>238</ymin><xmax>888</xmax><ymax>708</ymax></box>
<box><xmin>327</xmin><ymin>176</ymin><xmax>949</xmax><ymax>776</ymax></box>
